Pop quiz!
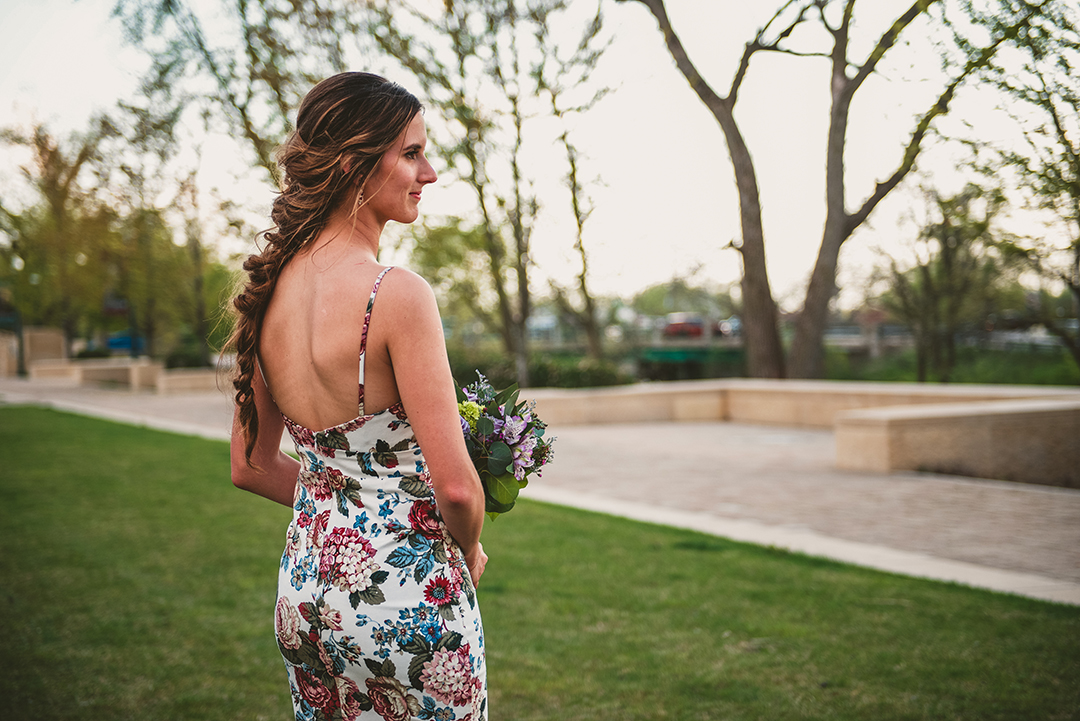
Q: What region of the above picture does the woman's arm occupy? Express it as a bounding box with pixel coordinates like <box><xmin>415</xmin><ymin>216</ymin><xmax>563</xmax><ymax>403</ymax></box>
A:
<box><xmin>230</xmin><ymin>362</ymin><xmax>301</xmax><ymax>507</ymax></box>
<box><xmin>382</xmin><ymin>270</ymin><xmax>487</xmax><ymax>584</ymax></box>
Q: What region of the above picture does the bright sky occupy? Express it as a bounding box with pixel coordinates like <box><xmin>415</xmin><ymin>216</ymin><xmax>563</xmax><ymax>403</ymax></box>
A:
<box><xmin>0</xmin><ymin>0</ymin><xmax>1025</xmax><ymax>309</ymax></box>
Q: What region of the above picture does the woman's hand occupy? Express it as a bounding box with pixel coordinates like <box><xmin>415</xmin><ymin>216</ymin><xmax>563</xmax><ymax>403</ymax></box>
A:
<box><xmin>465</xmin><ymin>542</ymin><xmax>488</xmax><ymax>587</ymax></box>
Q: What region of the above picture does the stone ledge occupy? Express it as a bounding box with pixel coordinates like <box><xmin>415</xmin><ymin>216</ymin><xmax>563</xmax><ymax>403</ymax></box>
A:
<box><xmin>527</xmin><ymin>378</ymin><xmax>1080</xmax><ymax>429</ymax></box>
<box><xmin>28</xmin><ymin>358</ymin><xmax>163</xmax><ymax>390</ymax></box>
<box><xmin>836</xmin><ymin>399</ymin><xmax>1080</xmax><ymax>488</ymax></box>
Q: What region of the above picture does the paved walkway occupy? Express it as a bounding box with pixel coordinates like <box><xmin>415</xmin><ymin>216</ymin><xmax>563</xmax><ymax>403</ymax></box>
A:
<box><xmin>2</xmin><ymin>376</ymin><xmax>1078</xmax><ymax>606</ymax></box>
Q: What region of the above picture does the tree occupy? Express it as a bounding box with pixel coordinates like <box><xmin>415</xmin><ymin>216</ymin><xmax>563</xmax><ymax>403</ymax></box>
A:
<box><xmin>371</xmin><ymin>0</ymin><xmax>608</xmax><ymax>384</ymax></box>
<box><xmin>535</xmin><ymin>2</ymin><xmax>609</xmax><ymax>361</ymax></box>
<box><xmin>113</xmin><ymin>0</ymin><xmax>366</xmax><ymax>184</ymax></box>
<box><xmin>964</xmin><ymin>1</ymin><xmax>1080</xmax><ymax>372</ymax></box>
<box><xmin>631</xmin><ymin>275</ymin><xmax>737</xmax><ymax>319</ymax></box>
<box><xmin>616</xmin><ymin>0</ymin><xmax>1060</xmax><ymax>378</ymax></box>
<box><xmin>0</xmin><ymin>120</ymin><xmax>117</xmax><ymax>354</ymax></box>
<box><xmin>116</xmin><ymin>0</ymin><xmax>610</xmax><ymax>386</ymax></box>
<box><xmin>882</xmin><ymin>185</ymin><xmax>1008</xmax><ymax>381</ymax></box>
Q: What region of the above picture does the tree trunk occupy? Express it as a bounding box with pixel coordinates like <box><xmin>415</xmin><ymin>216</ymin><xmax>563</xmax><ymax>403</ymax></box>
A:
<box><xmin>630</xmin><ymin>0</ymin><xmax>784</xmax><ymax>378</ymax></box>
<box><xmin>788</xmin><ymin>21</ymin><xmax>855</xmax><ymax>380</ymax></box>
<box><xmin>703</xmin><ymin>95</ymin><xmax>786</xmax><ymax>380</ymax></box>
<box><xmin>788</xmin><ymin>218</ymin><xmax>847</xmax><ymax>379</ymax></box>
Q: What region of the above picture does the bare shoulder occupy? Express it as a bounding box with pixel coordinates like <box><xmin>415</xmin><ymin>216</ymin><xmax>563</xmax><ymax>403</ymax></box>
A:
<box><xmin>378</xmin><ymin>267</ymin><xmax>439</xmax><ymax>317</ymax></box>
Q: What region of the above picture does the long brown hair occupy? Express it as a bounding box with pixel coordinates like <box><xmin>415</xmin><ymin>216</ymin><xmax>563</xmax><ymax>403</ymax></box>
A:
<box><xmin>229</xmin><ymin>72</ymin><xmax>422</xmax><ymax>463</ymax></box>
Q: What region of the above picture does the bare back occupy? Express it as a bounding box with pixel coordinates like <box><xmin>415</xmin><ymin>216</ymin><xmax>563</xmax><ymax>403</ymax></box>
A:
<box><xmin>258</xmin><ymin>241</ymin><xmax>401</xmax><ymax>431</ymax></box>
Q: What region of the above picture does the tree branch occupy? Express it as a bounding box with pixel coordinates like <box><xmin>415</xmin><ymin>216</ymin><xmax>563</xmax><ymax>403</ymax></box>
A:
<box><xmin>847</xmin><ymin>3</ymin><xmax>1039</xmax><ymax>233</ymax></box>
<box><xmin>848</xmin><ymin>0</ymin><xmax>942</xmax><ymax>97</ymax></box>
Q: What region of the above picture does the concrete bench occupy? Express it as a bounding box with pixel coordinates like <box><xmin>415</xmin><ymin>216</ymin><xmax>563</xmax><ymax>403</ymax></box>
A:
<box><xmin>155</xmin><ymin>368</ymin><xmax>224</xmax><ymax>394</ymax></box>
<box><xmin>29</xmin><ymin>358</ymin><xmax>163</xmax><ymax>390</ymax></box>
<box><xmin>527</xmin><ymin>379</ymin><xmax>1080</xmax><ymax>489</ymax></box>
<box><xmin>835</xmin><ymin>399</ymin><xmax>1080</xmax><ymax>488</ymax></box>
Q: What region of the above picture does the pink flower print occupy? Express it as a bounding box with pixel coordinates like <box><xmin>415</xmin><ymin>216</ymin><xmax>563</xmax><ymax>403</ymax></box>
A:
<box><xmin>337</xmin><ymin>676</ymin><xmax>365</xmax><ymax>721</ymax></box>
<box><xmin>275</xmin><ymin>597</ymin><xmax>303</xmax><ymax>650</ymax></box>
<box><xmin>319</xmin><ymin>527</ymin><xmax>380</xmax><ymax>593</ymax></box>
<box><xmin>316</xmin><ymin>599</ymin><xmax>343</xmax><ymax>631</ymax></box>
<box><xmin>299</xmin><ymin>467</ymin><xmax>347</xmax><ymax>501</ymax></box>
<box><xmin>420</xmin><ymin>643</ymin><xmax>478</xmax><ymax>706</ymax></box>
<box><xmin>308</xmin><ymin>510</ymin><xmax>330</xmax><ymax>550</ymax></box>
<box><xmin>365</xmin><ymin>676</ymin><xmax>421</xmax><ymax>721</ymax></box>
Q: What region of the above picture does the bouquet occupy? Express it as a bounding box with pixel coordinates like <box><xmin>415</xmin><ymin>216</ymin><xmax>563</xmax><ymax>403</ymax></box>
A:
<box><xmin>456</xmin><ymin>373</ymin><xmax>554</xmax><ymax>519</ymax></box>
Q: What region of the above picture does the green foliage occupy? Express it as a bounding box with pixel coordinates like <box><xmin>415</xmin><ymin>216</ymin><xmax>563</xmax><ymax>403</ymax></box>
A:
<box><xmin>4</xmin><ymin>406</ymin><xmax>1078</xmax><ymax>720</ymax></box>
<box><xmin>827</xmin><ymin>346</ymin><xmax>1080</xmax><ymax>386</ymax></box>
<box><xmin>447</xmin><ymin>344</ymin><xmax>632</xmax><ymax>389</ymax></box>
<box><xmin>631</xmin><ymin>276</ymin><xmax>737</xmax><ymax>318</ymax></box>
<box><xmin>962</xmin><ymin>0</ymin><xmax>1080</xmax><ymax>370</ymax></box>
<box><xmin>410</xmin><ymin>219</ymin><xmax>492</xmax><ymax>326</ymax></box>
<box><xmin>0</xmin><ymin>122</ymin><xmax>117</xmax><ymax>344</ymax></box>
<box><xmin>879</xmin><ymin>185</ymin><xmax>1016</xmax><ymax>382</ymax></box>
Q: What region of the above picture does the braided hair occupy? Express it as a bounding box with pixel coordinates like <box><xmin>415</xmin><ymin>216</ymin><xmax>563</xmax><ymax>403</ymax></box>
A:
<box><xmin>229</xmin><ymin>72</ymin><xmax>422</xmax><ymax>464</ymax></box>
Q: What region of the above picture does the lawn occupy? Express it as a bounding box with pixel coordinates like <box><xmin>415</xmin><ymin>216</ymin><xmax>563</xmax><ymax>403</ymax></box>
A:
<box><xmin>1</xmin><ymin>406</ymin><xmax>1077</xmax><ymax>720</ymax></box>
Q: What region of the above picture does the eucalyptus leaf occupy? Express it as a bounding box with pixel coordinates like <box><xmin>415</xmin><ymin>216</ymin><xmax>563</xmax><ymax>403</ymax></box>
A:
<box><xmin>487</xmin><ymin>442</ymin><xmax>512</xmax><ymax>475</ymax></box>
<box><xmin>477</xmin><ymin>417</ymin><xmax>495</xmax><ymax>436</ymax></box>
<box><xmin>485</xmin><ymin>472</ymin><xmax>520</xmax><ymax>505</ymax></box>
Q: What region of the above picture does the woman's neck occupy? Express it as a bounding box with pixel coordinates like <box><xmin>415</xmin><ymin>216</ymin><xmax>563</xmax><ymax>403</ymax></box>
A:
<box><xmin>315</xmin><ymin>202</ymin><xmax>383</xmax><ymax>261</ymax></box>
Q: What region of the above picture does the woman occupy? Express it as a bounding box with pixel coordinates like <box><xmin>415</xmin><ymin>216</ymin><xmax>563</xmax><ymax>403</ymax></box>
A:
<box><xmin>229</xmin><ymin>72</ymin><xmax>488</xmax><ymax>721</ymax></box>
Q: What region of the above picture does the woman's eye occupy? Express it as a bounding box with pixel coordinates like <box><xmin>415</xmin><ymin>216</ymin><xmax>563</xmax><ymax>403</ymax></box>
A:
<box><xmin>406</xmin><ymin>151</ymin><xmax>419</xmax><ymax>160</ymax></box>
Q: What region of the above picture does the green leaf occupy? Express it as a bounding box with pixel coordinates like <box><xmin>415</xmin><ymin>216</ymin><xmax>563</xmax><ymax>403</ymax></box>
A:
<box><xmin>485</xmin><ymin>472</ymin><xmax>520</xmax><ymax>505</ymax></box>
<box><xmin>399</xmin><ymin>476</ymin><xmax>433</xmax><ymax>498</ymax></box>
<box><xmin>453</xmin><ymin>377</ymin><xmax>466</xmax><ymax>404</ymax></box>
<box><xmin>316</xmin><ymin>429</ymin><xmax>349</xmax><ymax>451</ymax></box>
<box><xmin>494</xmin><ymin>383</ymin><xmax>519</xmax><ymax>406</ymax></box>
<box><xmin>408</xmin><ymin>652</ymin><xmax>432</xmax><ymax>690</ymax></box>
<box><xmin>350</xmin><ymin>584</ymin><xmax>386</xmax><ymax>607</ymax></box>
<box><xmin>435</xmin><ymin>630</ymin><xmax>463</xmax><ymax>652</ymax></box>
<box><xmin>487</xmin><ymin>441</ymin><xmax>512</xmax><ymax>476</ymax></box>
<box><xmin>477</xmin><ymin>416</ymin><xmax>495</xmax><ymax>436</ymax></box>
<box><xmin>401</xmin><ymin>634</ymin><xmax>431</xmax><ymax>656</ymax></box>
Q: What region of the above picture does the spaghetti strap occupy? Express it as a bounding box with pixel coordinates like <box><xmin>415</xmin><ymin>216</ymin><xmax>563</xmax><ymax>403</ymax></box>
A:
<box><xmin>358</xmin><ymin>266</ymin><xmax>394</xmax><ymax>416</ymax></box>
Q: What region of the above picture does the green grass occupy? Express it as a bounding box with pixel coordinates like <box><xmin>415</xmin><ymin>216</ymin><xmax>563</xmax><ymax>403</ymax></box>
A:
<box><xmin>2</xmin><ymin>407</ymin><xmax>1078</xmax><ymax>720</ymax></box>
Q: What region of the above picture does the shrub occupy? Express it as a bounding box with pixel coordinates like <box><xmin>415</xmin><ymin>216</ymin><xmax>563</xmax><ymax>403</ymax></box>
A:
<box><xmin>75</xmin><ymin>347</ymin><xmax>112</xmax><ymax>359</ymax></box>
<box><xmin>447</xmin><ymin>345</ymin><xmax>633</xmax><ymax>389</ymax></box>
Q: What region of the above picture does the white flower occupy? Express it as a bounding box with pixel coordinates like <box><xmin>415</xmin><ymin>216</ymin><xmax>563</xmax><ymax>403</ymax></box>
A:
<box><xmin>275</xmin><ymin>597</ymin><xmax>303</xmax><ymax>649</ymax></box>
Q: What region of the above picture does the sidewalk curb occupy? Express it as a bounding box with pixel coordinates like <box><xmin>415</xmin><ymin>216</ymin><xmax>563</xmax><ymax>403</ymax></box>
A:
<box><xmin>527</xmin><ymin>485</ymin><xmax>1080</xmax><ymax>606</ymax></box>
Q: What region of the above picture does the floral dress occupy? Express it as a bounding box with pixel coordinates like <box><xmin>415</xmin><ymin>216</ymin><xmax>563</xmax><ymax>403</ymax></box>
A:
<box><xmin>274</xmin><ymin>267</ymin><xmax>486</xmax><ymax>721</ymax></box>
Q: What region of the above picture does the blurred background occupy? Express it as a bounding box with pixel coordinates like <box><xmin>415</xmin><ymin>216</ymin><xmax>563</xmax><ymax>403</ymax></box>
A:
<box><xmin>1</xmin><ymin>0</ymin><xmax>1077</xmax><ymax>387</ymax></box>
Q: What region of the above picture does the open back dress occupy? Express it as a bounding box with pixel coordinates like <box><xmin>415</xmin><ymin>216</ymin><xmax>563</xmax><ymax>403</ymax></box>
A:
<box><xmin>273</xmin><ymin>267</ymin><xmax>487</xmax><ymax>721</ymax></box>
